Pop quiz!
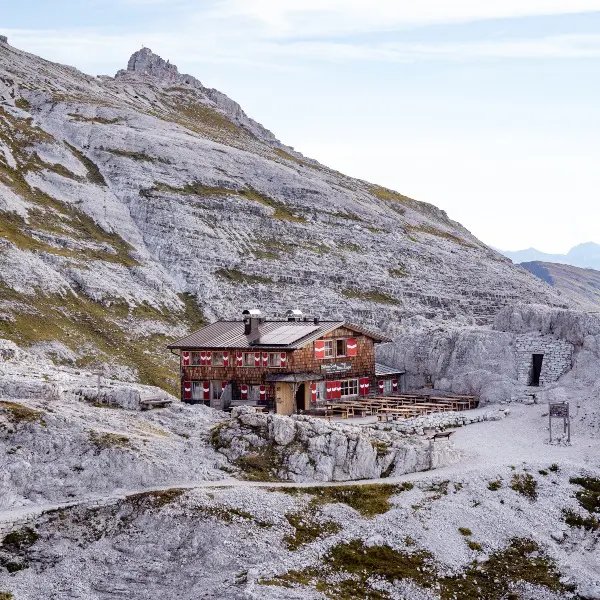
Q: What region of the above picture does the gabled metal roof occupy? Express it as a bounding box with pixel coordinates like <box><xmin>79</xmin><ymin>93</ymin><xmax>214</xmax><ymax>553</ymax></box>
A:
<box><xmin>375</xmin><ymin>362</ymin><xmax>405</xmax><ymax>376</ymax></box>
<box><xmin>168</xmin><ymin>319</ymin><xmax>391</xmax><ymax>350</ymax></box>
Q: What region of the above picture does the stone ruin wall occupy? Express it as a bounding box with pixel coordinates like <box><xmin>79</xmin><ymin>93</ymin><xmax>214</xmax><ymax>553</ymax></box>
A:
<box><xmin>515</xmin><ymin>334</ymin><xmax>573</xmax><ymax>387</ymax></box>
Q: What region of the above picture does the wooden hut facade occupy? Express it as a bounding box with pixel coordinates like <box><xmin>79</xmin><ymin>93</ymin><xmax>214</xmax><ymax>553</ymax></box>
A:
<box><xmin>167</xmin><ymin>309</ymin><xmax>404</xmax><ymax>415</ymax></box>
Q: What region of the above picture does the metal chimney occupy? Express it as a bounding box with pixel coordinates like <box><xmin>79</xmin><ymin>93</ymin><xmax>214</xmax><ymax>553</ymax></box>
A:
<box><xmin>242</xmin><ymin>309</ymin><xmax>262</xmax><ymax>335</ymax></box>
<box><xmin>286</xmin><ymin>309</ymin><xmax>303</xmax><ymax>322</ymax></box>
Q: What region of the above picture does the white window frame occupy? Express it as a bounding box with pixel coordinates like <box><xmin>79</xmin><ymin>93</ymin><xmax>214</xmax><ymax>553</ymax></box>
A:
<box><xmin>212</xmin><ymin>352</ymin><xmax>224</xmax><ymax>367</ymax></box>
<box><xmin>324</xmin><ymin>339</ymin><xmax>335</xmax><ymax>358</ymax></box>
<box><xmin>336</xmin><ymin>338</ymin><xmax>347</xmax><ymax>357</ymax></box>
<box><xmin>190</xmin><ymin>351</ymin><xmax>202</xmax><ymax>366</ymax></box>
<box><xmin>341</xmin><ymin>378</ymin><xmax>359</xmax><ymax>398</ymax></box>
<box><xmin>269</xmin><ymin>353</ymin><xmax>282</xmax><ymax>368</ymax></box>
<box><xmin>243</xmin><ymin>352</ymin><xmax>256</xmax><ymax>367</ymax></box>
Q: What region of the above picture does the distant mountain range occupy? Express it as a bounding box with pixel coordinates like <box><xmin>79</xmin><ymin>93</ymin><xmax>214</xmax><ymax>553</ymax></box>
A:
<box><xmin>500</xmin><ymin>242</ymin><xmax>600</xmax><ymax>271</ymax></box>
<box><xmin>520</xmin><ymin>261</ymin><xmax>600</xmax><ymax>311</ymax></box>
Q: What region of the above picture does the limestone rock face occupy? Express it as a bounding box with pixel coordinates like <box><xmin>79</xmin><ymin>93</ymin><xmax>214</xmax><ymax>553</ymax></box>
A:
<box><xmin>214</xmin><ymin>407</ymin><xmax>461</xmax><ymax>482</ymax></box>
<box><xmin>0</xmin><ymin>41</ymin><xmax>573</xmax><ymax>379</ymax></box>
<box><xmin>125</xmin><ymin>48</ymin><xmax>185</xmax><ymax>84</ymax></box>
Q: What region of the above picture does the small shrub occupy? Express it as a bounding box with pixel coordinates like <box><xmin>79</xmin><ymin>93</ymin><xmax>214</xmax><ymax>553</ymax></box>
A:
<box><xmin>2</xmin><ymin>527</ymin><xmax>38</xmax><ymax>551</ymax></box>
<box><xmin>467</xmin><ymin>540</ymin><xmax>483</xmax><ymax>551</ymax></box>
<box><xmin>371</xmin><ymin>440</ymin><xmax>389</xmax><ymax>459</ymax></box>
<box><xmin>487</xmin><ymin>479</ymin><xmax>502</xmax><ymax>491</ymax></box>
<box><xmin>0</xmin><ymin>401</ymin><xmax>45</xmax><ymax>426</ymax></box>
<box><xmin>458</xmin><ymin>527</ymin><xmax>472</xmax><ymax>536</ymax></box>
<box><xmin>563</xmin><ymin>509</ymin><xmax>599</xmax><ymax>531</ymax></box>
<box><xmin>89</xmin><ymin>431</ymin><xmax>132</xmax><ymax>450</ymax></box>
<box><xmin>284</xmin><ymin>512</ymin><xmax>341</xmax><ymax>550</ymax></box>
<box><xmin>548</xmin><ymin>463</ymin><xmax>560</xmax><ymax>473</ymax></box>
<box><xmin>0</xmin><ymin>592</ymin><xmax>14</xmax><ymax>600</ymax></box>
<box><xmin>510</xmin><ymin>473</ymin><xmax>538</xmax><ymax>500</ymax></box>
<box><xmin>125</xmin><ymin>489</ymin><xmax>185</xmax><ymax>510</ymax></box>
<box><xmin>539</xmin><ymin>470</ymin><xmax>548</xmax><ymax>476</ymax></box>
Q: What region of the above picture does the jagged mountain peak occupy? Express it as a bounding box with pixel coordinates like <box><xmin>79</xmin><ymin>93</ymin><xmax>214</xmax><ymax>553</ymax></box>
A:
<box><xmin>123</xmin><ymin>47</ymin><xmax>202</xmax><ymax>87</ymax></box>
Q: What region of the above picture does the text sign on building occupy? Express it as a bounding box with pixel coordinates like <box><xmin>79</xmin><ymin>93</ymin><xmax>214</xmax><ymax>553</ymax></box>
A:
<box><xmin>321</xmin><ymin>362</ymin><xmax>352</xmax><ymax>375</ymax></box>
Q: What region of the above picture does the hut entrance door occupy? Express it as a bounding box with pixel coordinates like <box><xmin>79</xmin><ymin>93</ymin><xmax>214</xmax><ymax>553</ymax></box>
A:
<box><xmin>295</xmin><ymin>383</ymin><xmax>306</xmax><ymax>412</ymax></box>
<box><xmin>275</xmin><ymin>383</ymin><xmax>295</xmax><ymax>415</ymax></box>
<box><xmin>530</xmin><ymin>354</ymin><xmax>544</xmax><ymax>386</ymax></box>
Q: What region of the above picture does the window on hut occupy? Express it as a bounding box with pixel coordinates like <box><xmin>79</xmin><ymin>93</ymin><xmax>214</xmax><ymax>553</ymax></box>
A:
<box><xmin>324</xmin><ymin>340</ymin><xmax>335</xmax><ymax>358</ymax></box>
<box><xmin>243</xmin><ymin>353</ymin><xmax>255</xmax><ymax>367</ymax></box>
<box><xmin>269</xmin><ymin>353</ymin><xmax>282</xmax><ymax>367</ymax></box>
<box><xmin>341</xmin><ymin>379</ymin><xmax>359</xmax><ymax>397</ymax></box>
<box><xmin>212</xmin><ymin>352</ymin><xmax>224</xmax><ymax>367</ymax></box>
<box><xmin>336</xmin><ymin>339</ymin><xmax>347</xmax><ymax>357</ymax></box>
<box><xmin>191</xmin><ymin>352</ymin><xmax>202</xmax><ymax>366</ymax></box>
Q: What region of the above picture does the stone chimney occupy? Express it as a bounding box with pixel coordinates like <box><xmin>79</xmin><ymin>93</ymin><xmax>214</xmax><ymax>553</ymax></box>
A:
<box><xmin>0</xmin><ymin>36</ymin><xmax>8</xmax><ymax>45</ymax></box>
<box><xmin>242</xmin><ymin>309</ymin><xmax>262</xmax><ymax>336</ymax></box>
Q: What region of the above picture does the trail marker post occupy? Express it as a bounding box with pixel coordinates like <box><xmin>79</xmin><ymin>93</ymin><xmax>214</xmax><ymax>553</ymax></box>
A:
<box><xmin>549</xmin><ymin>402</ymin><xmax>570</xmax><ymax>443</ymax></box>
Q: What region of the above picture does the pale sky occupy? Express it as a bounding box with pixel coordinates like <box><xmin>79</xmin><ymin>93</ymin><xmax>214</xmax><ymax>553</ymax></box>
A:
<box><xmin>3</xmin><ymin>1</ymin><xmax>600</xmax><ymax>253</ymax></box>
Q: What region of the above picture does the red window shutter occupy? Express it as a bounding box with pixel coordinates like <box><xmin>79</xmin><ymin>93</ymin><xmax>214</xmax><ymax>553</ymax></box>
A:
<box><xmin>182</xmin><ymin>351</ymin><xmax>190</xmax><ymax>367</ymax></box>
<box><xmin>280</xmin><ymin>352</ymin><xmax>287</xmax><ymax>367</ymax></box>
<box><xmin>359</xmin><ymin>378</ymin><xmax>366</xmax><ymax>396</ymax></box>
<box><xmin>347</xmin><ymin>338</ymin><xmax>357</xmax><ymax>357</ymax></box>
<box><xmin>254</xmin><ymin>352</ymin><xmax>261</xmax><ymax>367</ymax></box>
<box><xmin>262</xmin><ymin>352</ymin><xmax>269</xmax><ymax>367</ymax></box>
<box><xmin>311</xmin><ymin>383</ymin><xmax>317</xmax><ymax>403</ymax></box>
<box><xmin>241</xmin><ymin>384</ymin><xmax>248</xmax><ymax>400</ymax></box>
<box><xmin>236</xmin><ymin>352</ymin><xmax>243</xmax><ymax>367</ymax></box>
<box><xmin>183</xmin><ymin>381</ymin><xmax>192</xmax><ymax>400</ymax></box>
<box><xmin>202</xmin><ymin>382</ymin><xmax>210</xmax><ymax>401</ymax></box>
<box><xmin>314</xmin><ymin>340</ymin><xmax>325</xmax><ymax>359</ymax></box>
<box><xmin>378</xmin><ymin>380</ymin><xmax>384</xmax><ymax>394</ymax></box>
<box><xmin>259</xmin><ymin>385</ymin><xmax>266</xmax><ymax>402</ymax></box>
<box><xmin>205</xmin><ymin>352</ymin><xmax>212</xmax><ymax>366</ymax></box>
<box><xmin>392</xmin><ymin>379</ymin><xmax>398</xmax><ymax>392</ymax></box>
<box><xmin>223</xmin><ymin>351</ymin><xmax>229</xmax><ymax>367</ymax></box>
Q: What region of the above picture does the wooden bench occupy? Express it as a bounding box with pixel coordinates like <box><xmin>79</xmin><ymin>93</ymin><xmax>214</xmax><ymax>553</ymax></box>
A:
<box><xmin>140</xmin><ymin>397</ymin><xmax>173</xmax><ymax>411</ymax></box>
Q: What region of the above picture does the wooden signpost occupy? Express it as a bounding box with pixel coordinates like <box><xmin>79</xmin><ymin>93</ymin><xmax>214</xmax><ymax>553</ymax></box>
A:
<box><xmin>549</xmin><ymin>402</ymin><xmax>570</xmax><ymax>443</ymax></box>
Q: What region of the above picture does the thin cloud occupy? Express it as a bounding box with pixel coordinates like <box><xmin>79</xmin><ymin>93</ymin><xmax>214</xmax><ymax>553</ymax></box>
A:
<box><xmin>212</xmin><ymin>0</ymin><xmax>600</xmax><ymax>38</ymax></box>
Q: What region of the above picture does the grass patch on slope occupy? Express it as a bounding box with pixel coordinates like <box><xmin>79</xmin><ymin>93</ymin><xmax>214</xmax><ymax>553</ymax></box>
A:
<box><xmin>261</xmin><ymin>537</ymin><xmax>574</xmax><ymax>599</ymax></box>
<box><xmin>274</xmin><ymin>483</ymin><xmax>413</xmax><ymax>518</ymax></box>
<box><xmin>215</xmin><ymin>268</ymin><xmax>274</xmax><ymax>285</ymax></box>
<box><xmin>563</xmin><ymin>476</ymin><xmax>600</xmax><ymax>531</ymax></box>
<box><xmin>0</xmin><ymin>401</ymin><xmax>45</xmax><ymax>426</ymax></box>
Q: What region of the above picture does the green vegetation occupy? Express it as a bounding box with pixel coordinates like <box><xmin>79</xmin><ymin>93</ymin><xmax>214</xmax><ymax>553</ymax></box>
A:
<box><xmin>487</xmin><ymin>478</ymin><xmax>502</xmax><ymax>491</ymax></box>
<box><xmin>261</xmin><ymin>537</ymin><xmax>572</xmax><ymax>599</ymax></box>
<box><xmin>539</xmin><ymin>469</ymin><xmax>548</xmax><ymax>476</ymax></box>
<box><xmin>548</xmin><ymin>463</ymin><xmax>560</xmax><ymax>472</ymax></box>
<box><xmin>0</xmin><ymin>592</ymin><xmax>14</xmax><ymax>600</ymax></box>
<box><xmin>0</xmin><ymin>401</ymin><xmax>45</xmax><ymax>426</ymax></box>
<box><xmin>64</xmin><ymin>142</ymin><xmax>107</xmax><ymax>186</ymax></box>
<box><xmin>284</xmin><ymin>512</ymin><xmax>341</xmax><ymax>550</ymax></box>
<box><xmin>68</xmin><ymin>114</ymin><xmax>121</xmax><ymax>124</ymax></box>
<box><xmin>215</xmin><ymin>268</ymin><xmax>274</xmax><ymax>285</ymax></box>
<box><xmin>406</xmin><ymin>224</ymin><xmax>472</xmax><ymax>247</ymax></box>
<box><xmin>563</xmin><ymin>477</ymin><xmax>600</xmax><ymax>531</ymax></box>
<box><xmin>125</xmin><ymin>489</ymin><xmax>185</xmax><ymax>510</ymax></box>
<box><xmin>0</xmin><ymin>285</ymin><xmax>182</xmax><ymax>393</ymax></box>
<box><xmin>341</xmin><ymin>289</ymin><xmax>400</xmax><ymax>305</ymax></box>
<box><xmin>102</xmin><ymin>148</ymin><xmax>168</xmax><ymax>163</ymax></box>
<box><xmin>233</xmin><ymin>447</ymin><xmax>283</xmax><ymax>482</ymax></box>
<box><xmin>275</xmin><ymin>483</ymin><xmax>413</xmax><ymax>518</ymax></box>
<box><xmin>337</xmin><ymin>242</ymin><xmax>362</xmax><ymax>252</ymax></box>
<box><xmin>467</xmin><ymin>540</ymin><xmax>483</xmax><ymax>552</ymax></box>
<box><xmin>458</xmin><ymin>527</ymin><xmax>472</xmax><ymax>536</ymax></box>
<box><xmin>2</xmin><ymin>527</ymin><xmax>39</xmax><ymax>551</ymax></box>
<box><xmin>194</xmin><ymin>505</ymin><xmax>271</xmax><ymax>528</ymax></box>
<box><xmin>371</xmin><ymin>440</ymin><xmax>390</xmax><ymax>459</ymax></box>
<box><xmin>426</xmin><ymin>480</ymin><xmax>450</xmax><ymax>499</ymax></box>
<box><xmin>510</xmin><ymin>473</ymin><xmax>538</xmax><ymax>500</ymax></box>
<box><xmin>15</xmin><ymin>98</ymin><xmax>30</xmax><ymax>111</ymax></box>
<box><xmin>89</xmin><ymin>430</ymin><xmax>132</xmax><ymax>451</ymax></box>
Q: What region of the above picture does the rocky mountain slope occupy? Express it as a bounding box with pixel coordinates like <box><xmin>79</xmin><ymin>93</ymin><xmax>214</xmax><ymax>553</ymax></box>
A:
<box><xmin>521</xmin><ymin>261</ymin><xmax>600</xmax><ymax>311</ymax></box>
<box><xmin>0</xmin><ymin>39</ymin><xmax>569</xmax><ymax>391</ymax></box>
<box><xmin>501</xmin><ymin>242</ymin><xmax>600</xmax><ymax>271</ymax></box>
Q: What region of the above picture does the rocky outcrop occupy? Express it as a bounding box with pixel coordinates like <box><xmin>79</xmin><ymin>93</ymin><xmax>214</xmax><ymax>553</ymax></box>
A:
<box><xmin>213</xmin><ymin>407</ymin><xmax>461</xmax><ymax>482</ymax></box>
